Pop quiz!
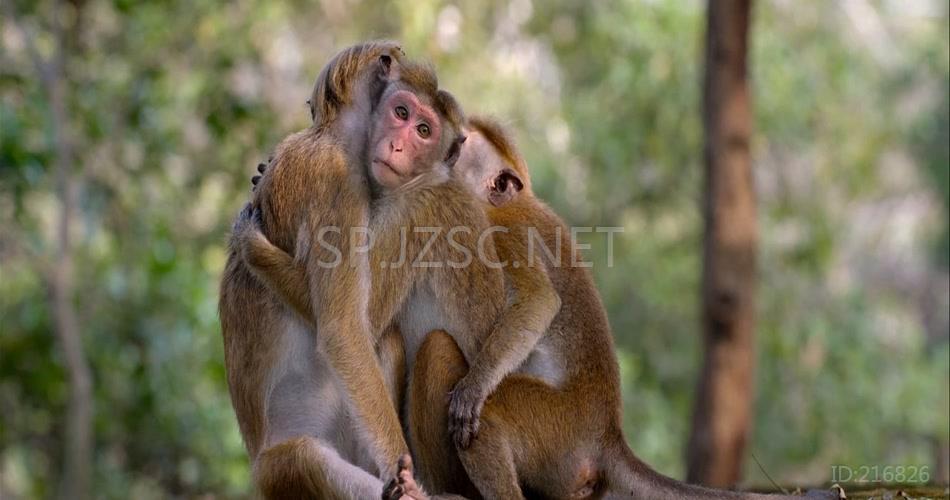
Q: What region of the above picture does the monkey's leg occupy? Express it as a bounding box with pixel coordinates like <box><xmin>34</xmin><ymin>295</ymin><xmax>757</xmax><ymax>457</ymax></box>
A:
<box><xmin>255</xmin><ymin>435</ymin><xmax>382</xmax><ymax>500</ymax></box>
<box><xmin>407</xmin><ymin>330</ymin><xmax>479</xmax><ymax>498</ymax></box>
<box><xmin>457</xmin><ymin>377</ymin><xmax>597</xmax><ymax>500</ymax></box>
<box><xmin>455</xmin><ymin>413</ymin><xmax>523</xmax><ymax>500</ymax></box>
<box><xmin>378</xmin><ymin>325</ymin><xmax>406</xmax><ymax>414</ymax></box>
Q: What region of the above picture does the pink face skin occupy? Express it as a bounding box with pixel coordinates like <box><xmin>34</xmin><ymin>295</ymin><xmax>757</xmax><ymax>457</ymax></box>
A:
<box><xmin>370</xmin><ymin>89</ymin><xmax>443</xmax><ymax>189</ymax></box>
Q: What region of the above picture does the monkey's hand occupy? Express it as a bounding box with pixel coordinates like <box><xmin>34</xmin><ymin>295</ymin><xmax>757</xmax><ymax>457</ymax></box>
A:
<box><xmin>230</xmin><ymin>203</ymin><xmax>266</xmax><ymax>262</ymax></box>
<box><xmin>447</xmin><ymin>375</ymin><xmax>487</xmax><ymax>449</ymax></box>
<box><xmin>250</xmin><ymin>156</ymin><xmax>273</xmax><ymax>191</ymax></box>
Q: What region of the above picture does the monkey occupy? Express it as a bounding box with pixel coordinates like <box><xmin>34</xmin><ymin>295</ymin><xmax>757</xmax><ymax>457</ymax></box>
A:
<box><xmin>400</xmin><ymin>116</ymin><xmax>837</xmax><ymax>500</ymax></box>
<box><xmin>239</xmin><ymin>101</ymin><xmax>835</xmax><ymax>498</ymax></box>
<box><xmin>219</xmin><ymin>41</ymin><xmax>468</xmax><ymax>498</ymax></box>
<box><xmin>232</xmin><ymin>99</ymin><xmax>566</xmax><ymax>499</ymax></box>
<box><xmin>229</xmin><ymin>44</ymin><xmax>535</xmax><ymax>499</ymax></box>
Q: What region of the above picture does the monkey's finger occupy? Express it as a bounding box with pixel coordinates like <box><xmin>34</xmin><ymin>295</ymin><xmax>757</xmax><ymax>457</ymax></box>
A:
<box><xmin>447</xmin><ymin>421</ymin><xmax>458</xmax><ymax>443</ymax></box>
<box><xmin>382</xmin><ymin>479</ymin><xmax>401</xmax><ymax>500</ymax></box>
<box><xmin>397</xmin><ymin>454</ymin><xmax>413</xmax><ymax>473</ymax></box>
<box><xmin>450</xmin><ymin>414</ymin><xmax>470</xmax><ymax>449</ymax></box>
<box><xmin>239</xmin><ymin>203</ymin><xmax>253</xmax><ymax>219</ymax></box>
<box><xmin>470</xmin><ymin>416</ymin><xmax>481</xmax><ymax>438</ymax></box>
<box><xmin>257</xmin><ymin>162</ymin><xmax>267</xmax><ymax>173</ymax></box>
<box><xmin>384</xmin><ymin>485</ymin><xmax>403</xmax><ymax>500</ymax></box>
<box><xmin>250</xmin><ymin>207</ymin><xmax>263</xmax><ymax>226</ymax></box>
<box><xmin>448</xmin><ymin>419</ymin><xmax>463</xmax><ymax>447</ymax></box>
<box><xmin>251</xmin><ymin>175</ymin><xmax>261</xmax><ymax>185</ymax></box>
<box><xmin>456</xmin><ymin>425</ymin><xmax>473</xmax><ymax>449</ymax></box>
<box><xmin>447</xmin><ymin>392</ymin><xmax>469</xmax><ymax>421</ymax></box>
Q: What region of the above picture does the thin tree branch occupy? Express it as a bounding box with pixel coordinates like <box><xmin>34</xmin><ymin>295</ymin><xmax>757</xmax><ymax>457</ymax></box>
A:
<box><xmin>5</xmin><ymin>2</ymin><xmax>93</xmax><ymax>499</ymax></box>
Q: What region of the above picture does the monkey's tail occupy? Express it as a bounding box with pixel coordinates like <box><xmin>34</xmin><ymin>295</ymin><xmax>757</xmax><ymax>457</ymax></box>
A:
<box><xmin>602</xmin><ymin>441</ymin><xmax>812</xmax><ymax>500</ymax></box>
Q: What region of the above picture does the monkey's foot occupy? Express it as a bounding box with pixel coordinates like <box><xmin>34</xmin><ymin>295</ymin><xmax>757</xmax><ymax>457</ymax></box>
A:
<box><xmin>382</xmin><ymin>455</ymin><xmax>429</xmax><ymax>500</ymax></box>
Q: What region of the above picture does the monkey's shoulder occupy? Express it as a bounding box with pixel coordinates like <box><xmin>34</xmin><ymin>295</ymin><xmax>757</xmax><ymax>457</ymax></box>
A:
<box><xmin>404</xmin><ymin>179</ymin><xmax>489</xmax><ymax>228</ymax></box>
<box><xmin>371</xmin><ymin>176</ymin><xmax>481</xmax><ymax>224</ymax></box>
<box><xmin>491</xmin><ymin>197</ymin><xmax>563</xmax><ymax>236</ymax></box>
<box><xmin>487</xmin><ymin>197</ymin><xmax>577</xmax><ymax>273</ymax></box>
<box><xmin>254</xmin><ymin>130</ymin><xmax>366</xmax><ymax>247</ymax></box>
<box><xmin>269</xmin><ymin>130</ymin><xmax>349</xmax><ymax>180</ymax></box>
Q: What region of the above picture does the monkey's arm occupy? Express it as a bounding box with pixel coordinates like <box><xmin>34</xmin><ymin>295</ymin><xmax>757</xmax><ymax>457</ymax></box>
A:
<box><xmin>234</xmin><ymin>201</ymin><xmax>409</xmax><ymax>480</ymax></box>
<box><xmin>233</xmin><ymin>204</ymin><xmax>407</xmax><ymax>403</ymax></box>
<box><xmin>303</xmin><ymin>187</ymin><xmax>409</xmax><ymax>479</ymax></box>
<box><xmin>448</xmin><ymin>226</ymin><xmax>561</xmax><ymax>448</ymax></box>
<box><xmin>231</xmin><ymin>204</ymin><xmax>313</xmax><ymax>323</ymax></box>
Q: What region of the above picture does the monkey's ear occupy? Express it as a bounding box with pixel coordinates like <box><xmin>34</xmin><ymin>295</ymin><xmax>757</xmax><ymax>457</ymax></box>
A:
<box><xmin>377</xmin><ymin>54</ymin><xmax>400</xmax><ymax>81</ymax></box>
<box><xmin>443</xmin><ymin>135</ymin><xmax>467</xmax><ymax>169</ymax></box>
<box><xmin>488</xmin><ymin>168</ymin><xmax>524</xmax><ymax>207</ymax></box>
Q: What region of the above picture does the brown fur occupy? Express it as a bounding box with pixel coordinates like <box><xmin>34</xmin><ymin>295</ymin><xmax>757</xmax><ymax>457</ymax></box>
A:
<box><xmin>233</xmin><ymin>122</ymin><xmax>559</xmax><ymax>499</ymax></box>
<box><xmin>233</xmin><ymin>87</ymin><xmax>822</xmax><ymax>498</ymax></box>
<box><xmin>238</xmin><ymin>157</ymin><xmax>514</xmax><ymax>499</ymax></box>
<box><xmin>410</xmin><ymin>117</ymin><xmax>817</xmax><ymax>500</ymax></box>
<box><xmin>220</xmin><ymin>41</ymin><xmax>418</xmax><ymax>498</ymax></box>
<box><xmin>233</xmin><ymin>115</ymin><xmax>561</xmax><ymax>498</ymax></box>
<box><xmin>309</xmin><ymin>40</ymin><xmax>403</xmax><ymax>126</ymax></box>
<box><xmin>228</xmin><ymin>39</ymin><xmax>516</xmax><ymax>499</ymax></box>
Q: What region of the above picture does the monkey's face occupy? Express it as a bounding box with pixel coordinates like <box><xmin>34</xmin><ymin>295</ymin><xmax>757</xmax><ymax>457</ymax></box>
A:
<box><xmin>456</xmin><ymin>129</ymin><xmax>524</xmax><ymax>207</ymax></box>
<box><xmin>369</xmin><ymin>89</ymin><xmax>444</xmax><ymax>189</ymax></box>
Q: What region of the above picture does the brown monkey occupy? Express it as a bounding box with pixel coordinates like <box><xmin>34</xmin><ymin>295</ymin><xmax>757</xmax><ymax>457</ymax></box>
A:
<box><xmin>241</xmin><ymin>111</ymin><xmax>834</xmax><ymax>500</ymax></box>
<box><xmin>220</xmin><ymin>41</ymin><xmax>465</xmax><ymax>498</ymax></box>
<box><xmin>230</xmin><ymin>49</ymin><xmax>516</xmax><ymax>499</ymax></box>
<box><xmin>405</xmin><ymin>117</ymin><xmax>833</xmax><ymax>500</ymax></box>
<box><xmin>233</xmin><ymin>95</ymin><xmax>563</xmax><ymax>499</ymax></box>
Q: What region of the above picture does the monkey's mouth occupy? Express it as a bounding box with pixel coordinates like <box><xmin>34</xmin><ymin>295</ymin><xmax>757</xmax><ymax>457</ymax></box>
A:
<box><xmin>373</xmin><ymin>159</ymin><xmax>400</xmax><ymax>177</ymax></box>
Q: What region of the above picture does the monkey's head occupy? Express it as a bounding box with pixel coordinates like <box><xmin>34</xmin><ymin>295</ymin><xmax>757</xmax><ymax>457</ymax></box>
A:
<box><xmin>309</xmin><ymin>40</ymin><xmax>406</xmax><ymax>127</ymax></box>
<box><xmin>367</xmin><ymin>62</ymin><xmax>466</xmax><ymax>191</ymax></box>
<box><xmin>454</xmin><ymin>116</ymin><xmax>528</xmax><ymax>207</ymax></box>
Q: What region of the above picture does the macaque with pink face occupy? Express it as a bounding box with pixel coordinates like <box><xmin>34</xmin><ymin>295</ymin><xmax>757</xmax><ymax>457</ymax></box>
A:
<box><xmin>368</xmin><ymin>84</ymin><xmax>455</xmax><ymax>191</ymax></box>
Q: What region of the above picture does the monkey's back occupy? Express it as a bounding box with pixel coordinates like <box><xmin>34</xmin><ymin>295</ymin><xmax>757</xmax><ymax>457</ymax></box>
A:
<box><xmin>490</xmin><ymin>196</ymin><xmax>623</xmax><ymax>407</ymax></box>
<box><xmin>219</xmin><ymin>128</ymin><xmax>372</xmax><ymax>464</ymax></box>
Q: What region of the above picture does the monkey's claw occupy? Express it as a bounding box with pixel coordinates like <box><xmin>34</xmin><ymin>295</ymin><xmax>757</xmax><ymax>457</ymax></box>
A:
<box><xmin>448</xmin><ymin>378</ymin><xmax>485</xmax><ymax>449</ymax></box>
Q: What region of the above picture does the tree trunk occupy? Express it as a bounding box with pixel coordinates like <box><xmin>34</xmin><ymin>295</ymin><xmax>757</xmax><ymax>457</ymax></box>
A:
<box><xmin>686</xmin><ymin>0</ymin><xmax>756</xmax><ymax>488</ymax></box>
<box><xmin>50</xmin><ymin>68</ymin><xmax>92</xmax><ymax>500</ymax></box>
<box><xmin>42</xmin><ymin>3</ymin><xmax>93</xmax><ymax>499</ymax></box>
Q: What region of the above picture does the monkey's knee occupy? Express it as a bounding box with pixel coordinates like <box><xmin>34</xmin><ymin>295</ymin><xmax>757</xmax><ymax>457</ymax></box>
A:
<box><xmin>408</xmin><ymin>331</ymin><xmax>474</xmax><ymax>495</ymax></box>
<box><xmin>415</xmin><ymin>329</ymin><xmax>467</xmax><ymax>382</ymax></box>
<box><xmin>254</xmin><ymin>436</ymin><xmax>328</xmax><ymax>499</ymax></box>
<box><xmin>409</xmin><ymin>329</ymin><xmax>466</xmax><ymax>435</ymax></box>
<box><xmin>412</xmin><ymin>330</ymin><xmax>467</xmax><ymax>413</ymax></box>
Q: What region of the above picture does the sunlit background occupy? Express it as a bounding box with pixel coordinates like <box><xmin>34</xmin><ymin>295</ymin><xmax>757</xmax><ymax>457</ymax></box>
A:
<box><xmin>1</xmin><ymin>0</ymin><xmax>948</xmax><ymax>497</ymax></box>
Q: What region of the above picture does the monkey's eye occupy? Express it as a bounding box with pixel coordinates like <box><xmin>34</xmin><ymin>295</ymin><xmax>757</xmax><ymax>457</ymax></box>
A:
<box><xmin>394</xmin><ymin>105</ymin><xmax>409</xmax><ymax>120</ymax></box>
<box><xmin>416</xmin><ymin>123</ymin><xmax>431</xmax><ymax>138</ymax></box>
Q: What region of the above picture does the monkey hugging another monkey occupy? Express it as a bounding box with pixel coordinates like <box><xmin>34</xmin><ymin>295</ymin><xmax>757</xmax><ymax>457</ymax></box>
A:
<box><xmin>218</xmin><ymin>41</ymin><xmax>836</xmax><ymax>500</ymax></box>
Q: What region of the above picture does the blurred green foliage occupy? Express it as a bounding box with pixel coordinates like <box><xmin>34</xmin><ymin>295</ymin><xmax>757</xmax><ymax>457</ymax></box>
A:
<box><xmin>1</xmin><ymin>0</ymin><xmax>947</xmax><ymax>497</ymax></box>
